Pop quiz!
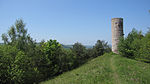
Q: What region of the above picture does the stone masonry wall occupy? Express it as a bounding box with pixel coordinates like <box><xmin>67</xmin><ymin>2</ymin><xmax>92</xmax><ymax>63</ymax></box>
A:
<box><xmin>111</xmin><ymin>18</ymin><xmax>123</xmax><ymax>54</ymax></box>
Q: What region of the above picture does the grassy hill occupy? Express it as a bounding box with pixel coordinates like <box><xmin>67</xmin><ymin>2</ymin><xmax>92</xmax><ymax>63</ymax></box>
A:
<box><xmin>40</xmin><ymin>53</ymin><xmax>150</xmax><ymax>84</ymax></box>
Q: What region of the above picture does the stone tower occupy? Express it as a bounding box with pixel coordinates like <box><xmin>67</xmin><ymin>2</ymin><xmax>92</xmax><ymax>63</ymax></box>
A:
<box><xmin>111</xmin><ymin>18</ymin><xmax>123</xmax><ymax>54</ymax></box>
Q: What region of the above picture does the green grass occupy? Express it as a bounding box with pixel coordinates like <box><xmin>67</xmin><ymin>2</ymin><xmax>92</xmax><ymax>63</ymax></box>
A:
<box><xmin>40</xmin><ymin>53</ymin><xmax>150</xmax><ymax>84</ymax></box>
<box><xmin>115</xmin><ymin>55</ymin><xmax>150</xmax><ymax>84</ymax></box>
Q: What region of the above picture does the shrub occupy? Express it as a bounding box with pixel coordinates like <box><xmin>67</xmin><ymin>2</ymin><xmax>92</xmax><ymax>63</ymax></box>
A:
<box><xmin>93</xmin><ymin>40</ymin><xmax>111</xmax><ymax>58</ymax></box>
<box><xmin>71</xmin><ymin>42</ymin><xmax>86</xmax><ymax>67</ymax></box>
<box><xmin>137</xmin><ymin>30</ymin><xmax>150</xmax><ymax>63</ymax></box>
<box><xmin>118</xmin><ymin>28</ymin><xmax>150</xmax><ymax>63</ymax></box>
<box><xmin>42</xmin><ymin>39</ymin><xmax>62</xmax><ymax>77</ymax></box>
<box><xmin>118</xmin><ymin>29</ymin><xmax>143</xmax><ymax>59</ymax></box>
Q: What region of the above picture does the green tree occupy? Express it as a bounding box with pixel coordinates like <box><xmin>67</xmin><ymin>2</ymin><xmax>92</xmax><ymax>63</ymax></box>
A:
<box><xmin>71</xmin><ymin>42</ymin><xmax>86</xmax><ymax>66</ymax></box>
<box><xmin>0</xmin><ymin>19</ymin><xmax>42</xmax><ymax>84</ymax></box>
<box><xmin>137</xmin><ymin>29</ymin><xmax>150</xmax><ymax>63</ymax></box>
<box><xmin>42</xmin><ymin>39</ymin><xmax>62</xmax><ymax>77</ymax></box>
<box><xmin>1</xmin><ymin>19</ymin><xmax>36</xmax><ymax>52</ymax></box>
<box><xmin>59</xmin><ymin>49</ymin><xmax>75</xmax><ymax>72</ymax></box>
<box><xmin>33</xmin><ymin>41</ymin><xmax>52</xmax><ymax>81</ymax></box>
<box><xmin>118</xmin><ymin>28</ymin><xmax>144</xmax><ymax>59</ymax></box>
<box><xmin>1</xmin><ymin>34</ymin><xmax>9</xmax><ymax>44</ymax></box>
<box><xmin>93</xmin><ymin>40</ymin><xmax>105</xmax><ymax>57</ymax></box>
<box><xmin>86</xmin><ymin>48</ymin><xmax>95</xmax><ymax>59</ymax></box>
<box><xmin>0</xmin><ymin>45</ymin><xmax>18</xmax><ymax>84</ymax></box>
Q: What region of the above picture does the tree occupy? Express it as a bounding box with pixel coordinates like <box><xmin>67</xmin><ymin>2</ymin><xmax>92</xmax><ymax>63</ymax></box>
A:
<box><xmin>42</xmin><ymin>39</ymin><xmax>62</xmax><ymax>77</ymax></box>
<box><xmin>93</xmin><ymin>40</ymin><xmax>105</xmax><ymax>57</ymax></box>
<box><xmin>59</xmin><ymin>49</ymin><xmax>75</xmax><ymax>72</ymax></box>
<box><xmin>86</xmin><ymin>48</ymin><xmax>95</xmax><ymax>59</ymax></box>
<box><xmin>0</xmin><ymin>19</ymin><xmax>42</xmax><ymax>84</ymax></box>
<box><xmin>1</xmin><ymin>34</ymin><xmax>8</xmax><ymax>44</ymax></box>
<box><xmin>118</xmin><ymin>28</ymin><xmax>144</xmax><ymax>59</ymax></box>
<box><xmin>137</xmin><ymin>29</ymin><xmax>150</xmax><ymax>63</ymax></box>
<box><xmin>1</xmin><ymin>19</ymin><xmax>36</xmax><ymax>52</ymax></box>
<box><xmin>0</xmin><ymin>45</ymin><xmax>18</xmax><ymax>84</ymax></box>
<box><xmin>71</xmin><ymin>42</ymin><xmax>86</xmax><ymax>66</ymax></box>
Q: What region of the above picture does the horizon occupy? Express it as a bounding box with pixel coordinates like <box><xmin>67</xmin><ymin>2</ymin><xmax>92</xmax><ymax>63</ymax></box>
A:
<box><xmin>0</xmin><ymin>0</ymin><xmax>150</xmax><ymax>45</ymax></box>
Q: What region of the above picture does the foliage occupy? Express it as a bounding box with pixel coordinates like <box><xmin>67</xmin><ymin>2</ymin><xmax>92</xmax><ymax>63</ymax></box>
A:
<box><xmin>93</xmin><ymin>40</ymin><xmax>111</xmax><ymax>58</ymax></box>
<box><xmin>59</xmin><ymin>49</ymin><xmax>75</xmax><ymax>72</ymax></box>
<box><xmin>42</xmin><ymin>39</ymin><xmax>63</xmax><ymax>77</ymax></box>
<box><xmin>1</xmin><ymin>19</ymin><xmax>36</xmax><ymax>52</ymax></box>
<box><xmin>71</xmin><ymin>42</ymin><xmax>87</xmax><ymax>66</ymax></box>
<box><xmin>137</xmin><ymin>30</ymin><xmax>150</xmax><ymax>63</ymax></box>
<box><xmin>40</xmin><ymin>54</ymin><xmax>150</xmax><ymax>84</ymax></box>
<box><xmin>118</xmin><ymin>28</ymin><xmax>150</xmax><ymax>63</ymax></box>
<box><xmin>0</xmin><ymin>19</ymin><xmax>40</xmax><ymax>84</ymax></box>
<box><xmin>0</xmin><ymin>45</ymin><xmax>18</xmax><ymax>83</ymax></box>
<box><xmin>0</xmin><ymin>19</ymin><xmax>111</xmax><ymax>84</ymax></box>
<box><xmin>40</xmin><ymin>53</ymin><xmax>115</xmax><ymax>84</ymax></box>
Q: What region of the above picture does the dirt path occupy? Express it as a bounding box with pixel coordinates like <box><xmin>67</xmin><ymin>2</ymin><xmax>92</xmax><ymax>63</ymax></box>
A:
<box><xmin>110</xmin><ymin>55</ymin><xmax>121</xmax><ymax>84</ymax></box>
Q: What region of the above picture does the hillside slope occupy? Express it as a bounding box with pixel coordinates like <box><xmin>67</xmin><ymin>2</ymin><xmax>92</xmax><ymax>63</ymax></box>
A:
<box><xmin>40</xmin><ymin>53</ymin><xmax>150</xmax><ymax>84</ymax></box>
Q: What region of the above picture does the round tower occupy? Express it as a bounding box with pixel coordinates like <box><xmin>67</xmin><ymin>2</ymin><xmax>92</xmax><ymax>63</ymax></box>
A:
<box><xmin>111</xmin><ymin>18</ymin><xmax>123</xmax><ymax>54</ymax></box>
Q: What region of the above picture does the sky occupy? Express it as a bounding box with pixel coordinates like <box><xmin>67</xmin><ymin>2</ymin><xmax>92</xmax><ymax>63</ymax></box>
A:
<box><xmin>0</xmin><ymin>0</ymin><xmax>150</xmax><ymax>45</ymax></box>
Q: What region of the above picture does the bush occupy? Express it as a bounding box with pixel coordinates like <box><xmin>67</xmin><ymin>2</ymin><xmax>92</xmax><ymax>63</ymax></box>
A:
<box><xmin>71</xmin><ymin>42</ymin><xmax>86</xmax><ymax>67</ymax></box>
<box><xmin>59</xmin><ymin>49</ymin><xmax>75</xmax><ymax>72</ymax></box>
<box><xmin>137</xmin><ymin>30</ymin><xmax>150</xmax><ymax>63</ymax></box>
<box><xmin>118</xmin><ymin>28</ymin><xmax>150</xmax><ymax>63</ymax></box>
<box><xmin>118</xmin><ymin>29</ymin><xmax>143</xmax><ymax>59</ymax></box>
<box><xmin>0</xmin><ymin>19</ymin><xmax>112</xmax><ymax>84</ymax></box>
<box><xmin>93</xmin><ymin>40</ymin><xmax>111</xmax><ymax>58</ymax></box>
<box><xmin>42</xmin><ymin>39</ymin><xmax>63</xmax><ymax>77</ymax></box>
<box><xmin>0</xmin><ymin>45</ymin><xmax>18</xmax><ymax>83</ymax></box>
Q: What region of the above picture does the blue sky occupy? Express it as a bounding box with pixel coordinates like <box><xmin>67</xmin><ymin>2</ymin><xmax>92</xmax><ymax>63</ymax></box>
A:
<box><xmin>0</xmin><ymin>0</ymin><xmax>150</xmax><ymax>45</ymax></box>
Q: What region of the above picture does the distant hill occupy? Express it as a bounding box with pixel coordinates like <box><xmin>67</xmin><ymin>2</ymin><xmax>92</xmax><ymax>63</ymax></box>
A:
<box><xmin>40</xmin><ymin>53</ymin><xmax>150</xmax><ymax>84</ymax></box>
<box><xmin>62</xmin><ymin>44</ymin><xmax>93</xmax><ymax>49</ymax></box>
<box><xmin>84</xmin><ymin>45</ymin><xmax>93</xmax><ymax>49</ymax></box>
<box><xmin>62</xmin><ymin>44</ymin><xmax>73</xmax><ymax>49</ymax></box>
<box><xmin>0</xmin><ymin>43</ymin><xmax>4</xmax><ymax>45</ymax></box>
<box><xmin>0</xmin><ymin>43</ymin><xmax>93</xmax><ymax>49</ymax></box>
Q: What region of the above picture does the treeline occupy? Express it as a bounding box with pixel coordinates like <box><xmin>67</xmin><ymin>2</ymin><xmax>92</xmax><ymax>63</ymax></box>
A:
<box><xmin>0</xmin><ymin>19</ymin><xmax>111</xmax><ymax>84</ymax></box>
<box><xmin>118</xmin><ymin>28</ymin><xmax>150</xmax><ymax>63</ymax></box>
